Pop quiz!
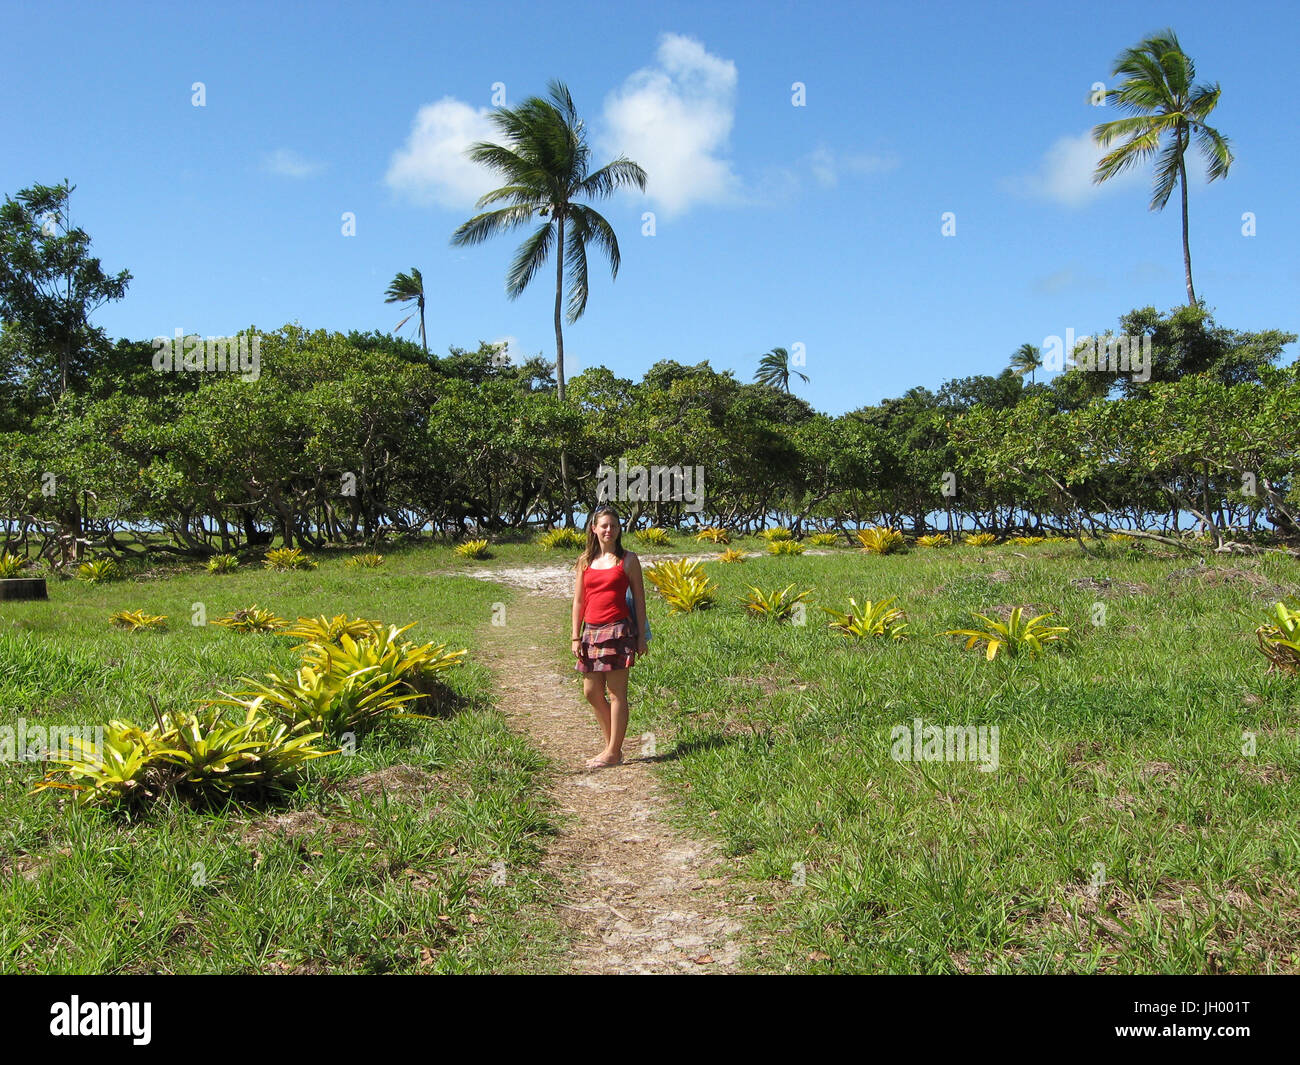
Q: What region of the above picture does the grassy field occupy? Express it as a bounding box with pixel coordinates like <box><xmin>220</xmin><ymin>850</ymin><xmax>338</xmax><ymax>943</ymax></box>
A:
<box><xmin>619</xmin><ymin>536</ymin><xmax>1300</xmax><ymax>973</ymax></box>
<box><xmin>2</xmin><ymin>534</ymin><xmax>1298</xmax><ymax>973</ymax></box>
<box><xmin>0</xmin><ymin>544</ymin><xmax>567</xmax><ymax>974</ymax></box>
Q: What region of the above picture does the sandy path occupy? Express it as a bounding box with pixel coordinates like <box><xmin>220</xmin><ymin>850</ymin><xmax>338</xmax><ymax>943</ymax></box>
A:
<box><xmin>479</xmin><ymin>573</ymin><xmax>762</xmax><ymax>974</ymax></box>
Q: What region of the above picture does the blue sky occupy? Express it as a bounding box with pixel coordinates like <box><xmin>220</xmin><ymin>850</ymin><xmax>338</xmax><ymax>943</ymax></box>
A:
<box><xmin>4</xmin><ymin>0</ymin><xmax>1296</xmax><ymax>414</ymax></box>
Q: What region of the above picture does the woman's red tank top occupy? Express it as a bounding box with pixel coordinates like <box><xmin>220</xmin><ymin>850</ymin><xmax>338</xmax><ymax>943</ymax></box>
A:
<box><xmin>582</xmin><ymin>556</ymin><xmax>630</xmax><ymax>624</ymax></box>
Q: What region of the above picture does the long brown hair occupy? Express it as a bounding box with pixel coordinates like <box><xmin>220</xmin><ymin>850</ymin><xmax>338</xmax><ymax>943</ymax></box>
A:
<box><xmin>577</xmin><ymin>504</ymin><xmax>626</xmax><ymax>571</ymax></box>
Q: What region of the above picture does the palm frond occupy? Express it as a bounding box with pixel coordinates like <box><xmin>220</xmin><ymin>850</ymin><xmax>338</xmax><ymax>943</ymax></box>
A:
<box><xmin>452</xmin><ymin>204</ymin><xmax>537</xmax><ymax>247</ymax></box>
<box><xmin>576</xmin><ymin>158</ymin><xmax>649</xmax><ymax>200</ymax></box>
<box><xmin>563</xmin><ymin>214</ymin><xmax>590</xmax><ymax>322</ymax></box>
<box><xmin>505</xmin><ymin>221</ymin><xmax>555</xmax><ymax>299</ymax></box>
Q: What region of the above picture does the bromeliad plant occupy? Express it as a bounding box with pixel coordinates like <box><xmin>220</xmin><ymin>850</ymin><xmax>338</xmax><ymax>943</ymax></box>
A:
<box><xmin>964</xmin><ymin>533</ymin><xmax>998</xmax><ymax>547</ymax></box>
<box><xmin>346</xmin><ymin>552</ymin><xmax>387</xmax><ymax>568</ymax></box>
<box><xmin>539</xmin><ymin>527</ymin><xmax>585</xmax><ymax>550</ymax></box>
<box><xmin>225</xmin><ymin>664</ymin><xmax>419</xmax><ymax>741</ymax></box>
<box><xmin>1256</xmin><ymin>601</ymin><xmax>1300</xmax><ymax>676</ymax></box>
<box><xmin>636</xmin><ymin>527</ymin><xmax>672</xmax><ymax>546</ymax></box>
<box><xmin>806</xmin><ymin>532</ymin><xmax>840</xmax><ymax>547</ymax></box>
<box><xmin>944</xmin><ymin>608</ymin><xmax>1069</xmax><ymax>660</ymax></box>
<box><xmin>453</xmin><ymin>540</ymin><xmax>489</xmax><ymax>559</ymax></box>
<box><xmin>77</xmin><ymin>558</ymin><xmax>120</xmax><ymax>583</ymax></box>
<box><xmin>645</xmin><ymin>558</ymin><xmax>717</xmax><ymax>613</ymax></box>
<box><xmin>695</xmin><ymin>527</ymin><xmax>730</xmax><ymax>544</ymax></box>
<box><xmin>210</xmin><ymin>606</ymin><xmax>287</xmax><ymax>633</ymax></box>
<box><xmin>761</xmin><ymin>527</ymin><xmax>794</xmax><ymax>542</ymax></box>
<box><xmin>857</xmin><ymin>528</ymin><xmax>905</xmax><ymax>555</ymax></box>
<box><xmin>298</xmin><ymin>624</ymin><xmax>468</xmax><ymax>701</ymax></box>
<box><xmin>33</xmin><ymin>718</ymin><xmax>161</xmax><ymax>804</ymax></box>
<box><xmin>157</xmin><ymin>703</ymin><xmax>333</xmax><ymax>797</ymax></box>
<box><xmin>263</xmin><ymin>547</ymin><xmax>317</xmax><ymax>571</ymax></box>
<box><xmin>823</xmin><ymin>596</ymin><xmax>909</xmax><ymax>640</ymax></box>
<box><xmin>206</xmin><ymin>554</ymin><xmax>240</xmax><ymax>574</ymax></box>
<box><xmin>717</xmin><ymin>547</ymin><xmax>746</xmax><ymax>563</ymax></box>
<box><xmin>741</xmin><ymin>584</ymin><xmax>811</xmax><ymax>621</ymax></box>
<box><xmin>284</xmin><ymin>614</ymin><xmax>383</xmax><ymax>645</ymax></box>
<box><xmin>0</xmin><ymin>549</ymin><xmax>29</xmax><ymax>577</ymax></box>
<box><xmin>229</xmin><ymin>620</ymin><xmax>469</xmax><ymax>739</ymax></box>
<box><xmin>916</xmin><ymin>534</ymin><xmax>951</xmax><ymax>548</ymax></box>
<box><xmin>110</xmin><ymin>609</ymin><xmax>168</xmax><ymax>631</ymax></box>
<box><xmin>767</xmin><ymin>539</ymin><xmax>804</xmax><ymax>555</ymax></box>
<box><xmin>33</xmin><ymin>705</ymin><xmax>334</xmax><ymax>807</ymax></box>
<box><xmin>1009</xmin><ymin>536</ymin><xmax>1046</xmax><ymax>546</ymax></box>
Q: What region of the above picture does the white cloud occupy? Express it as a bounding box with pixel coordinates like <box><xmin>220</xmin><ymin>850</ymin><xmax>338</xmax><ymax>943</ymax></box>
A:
<box><xmin>1031</xmin><ymin>265</ymin><xmax>1105</xmax><ymax>295</ymax></box>
<box><xmin>385</xmin><ymin>97</ymin><xmax>500</xmax><ymax>209</ymax></box>
<box><xmin>805</xmin><ymin>145</ymin><xmax>899</xmax><ymax>187</ymax></box>
<box><xmin>600</xmin><ymin>33</ymin><xmax>742</xmax><ymax>216</ymax></box>
<box><xmin>1006</xmin><ymin>129</ymin><xmax>1143</xmax><ymax>207</ymax></box>
<box><xmin>263</xmin><ymin>149</ymin><xmax>325</xmax><ymax>178</ymax></box>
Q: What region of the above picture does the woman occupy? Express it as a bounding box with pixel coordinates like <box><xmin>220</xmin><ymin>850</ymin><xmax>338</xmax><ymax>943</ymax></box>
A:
<box><xmin>571</xmin><ymin>505</ymin><xmax>649</xmax><ymax>769</ymax></box>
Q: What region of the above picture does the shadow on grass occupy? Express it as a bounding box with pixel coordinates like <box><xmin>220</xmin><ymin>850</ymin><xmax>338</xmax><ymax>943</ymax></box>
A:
<box><xmin>643</xmin><ymin>732</ymin><xmax>738</xmax><ymax>763</ymax></box>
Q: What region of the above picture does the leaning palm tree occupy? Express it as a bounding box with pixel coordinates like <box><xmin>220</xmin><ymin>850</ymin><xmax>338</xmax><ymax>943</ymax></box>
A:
<box><xmin>1092</xmin><ymin>28</ymin><xmax>1232</xmax><ymax>306</ymax></box>
<box><xmin>383</xmin><ymin>268</ymin><xmax>427</xmax><ymax>355</ymax></box>
<box><xmin>451</xmin><ymin>79</ymin><xmax>647</xmax><ymax>527</ymax></box>
<box><xmin>1009</xmin><ymin>342</ymin><xmax>1043</xmax><ymax>384</ymax></box>
<box><xmin>755</xmin><ymin>347</ymin><xmax>809</xmax><ymax>393</ymax></box>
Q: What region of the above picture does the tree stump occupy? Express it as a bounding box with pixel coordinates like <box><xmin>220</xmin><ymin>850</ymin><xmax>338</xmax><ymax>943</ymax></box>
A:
<box><xmin>0</xmin><ymin>578</ymin><xmax>48</xmax><ymax>601</ymax></box>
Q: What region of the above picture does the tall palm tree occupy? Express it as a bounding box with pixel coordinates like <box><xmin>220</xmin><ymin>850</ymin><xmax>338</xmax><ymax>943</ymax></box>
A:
<box><xmin>384</xmin><ymin>267</ymin><xmax>427</xmax><ymax>355</ymax></box>
<box><xmin>755</xmin><ymin>347</ymin><xmax>809</xmax><ymax>392</ymax></box>
<box><xmin>451</xmin><ymin>79</ymin><xmax>647</xmax><ymax>527</ymax></box>
<box><xmin>1009</xmin><ymin>342</ymin><xmax>1043</xmax><ymax>384</ymax></box>
<box><xmin>1092</xmin><ymin>28</ymin><xmax>1232</xmax><ymax>306</ymax></box>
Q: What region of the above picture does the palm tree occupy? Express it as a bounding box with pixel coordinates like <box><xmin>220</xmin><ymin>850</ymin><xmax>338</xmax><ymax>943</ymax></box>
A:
<box><xmin>1092</xmin><ymin>29</ymin><xmax>1232</xmax><ymax>306</ymax></box>
<box><xmin>451</xmin><ymin>79</ymin><xmax>647</xmax><ymax>527</ymax></box>
<box><xmin>1009</xmin><ymin>342</ymin><xmax>1043</xmax><ymax>384</ymax></box>
<box><xmin>384</xmin><ymin>268</ymin><xmax>427</xmax><ymax>355</ymax></box>
<box><xmin>755</xmin><ymin>347</ymin><xmax>809</xmax><ymax>392</ymax></box>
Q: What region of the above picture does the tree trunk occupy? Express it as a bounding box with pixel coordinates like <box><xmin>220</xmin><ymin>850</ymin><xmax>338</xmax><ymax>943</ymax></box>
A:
<box><xmin>554</xmin><ymin>211</ymin><xmax>574</xmax><ymax>528</ymax></box>
<box><xmin>1178</xmin><ymin>124</ymin><xmax>1196</xmax><ymax>306</ymax></box>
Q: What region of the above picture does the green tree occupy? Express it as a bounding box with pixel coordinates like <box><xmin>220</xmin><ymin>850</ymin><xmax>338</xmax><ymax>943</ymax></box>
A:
<box><xmin>755</xmin><ymin>346</ymin><xmax>809</xmax><ymax>392</ymax></box>
<box><xmin>1092</xmin><ymin>29</ymin><xmax>1232</xmax><ymax>306</ymax></box>
<box><xmin>0</xmin><ymin>181</ymin><xmax>131</xmax><ymax>398</ymax></box>
<box><xmin>1009</xmin><ymin>342</ymin><xmax>1043</xmax><ymax>384</ymax></box>
<box><xmin>383</xmin><ymin>267</ymin><xmax>428</xmax><ymax>355</ymax></box>
<box><xmin>450</xmin><ymin>79</ymin><xmax>647</xmax><ymax>526</ymax></box>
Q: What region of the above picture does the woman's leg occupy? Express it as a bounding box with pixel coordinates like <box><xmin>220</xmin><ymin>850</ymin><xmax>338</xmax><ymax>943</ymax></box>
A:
<box><xmin>583</xmin><ymin>674</ymin><xmax>611</xmax><ymax>745</ymax></box>
<box><xmin>597</xmin><ymin>668</ymin><xmax>630</xmax><ymax>764</ymax></box>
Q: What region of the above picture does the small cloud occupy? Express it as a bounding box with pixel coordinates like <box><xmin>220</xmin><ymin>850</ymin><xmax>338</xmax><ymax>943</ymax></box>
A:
<box><xmin>385</xmin><ymin>97</ymin><xmax>499</xmax><ymax>209</ymax></box>
<box><xmin>805</xmin><ymin>145</ymin><xmax>899</xmax><ymax>187</ymax></box>
<box><xmin>263</xmin><ymin>148</ymin><xmax>325</xmax><ymax>179</ymax></box>
<box><xmin>600</xmin><ymin>33</ymin><xmax>742</xmax><ymax>216</ymax></box>
<box><xmin>1031</xmin><ymin>265</ymin><xmax>1106</xmax><ymax>296</ymax></box>
<box><xmin>1005</xmin><ymin>129</ymin><xmax>1142</xmax><ymax>207</ymax></box>
<box><xmin>1128</xmin><ymin>260</ymin><xmax>1169</xmax><ymax>284</ymax></box>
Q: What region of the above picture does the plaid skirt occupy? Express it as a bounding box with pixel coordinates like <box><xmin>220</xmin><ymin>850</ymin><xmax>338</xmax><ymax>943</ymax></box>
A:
<box><xmin>575</xmin><ymin>617</ymin><xmax>637</xmax><ymax>673</ymax></box>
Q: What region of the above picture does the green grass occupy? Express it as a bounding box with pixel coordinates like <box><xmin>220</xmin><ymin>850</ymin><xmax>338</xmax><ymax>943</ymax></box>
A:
<box><xmin>5</xmin><ymin>537</ymin><xmax>1299</xmax><ymax>974</ymax></box>
<box><xmin>617</xmin><ymin>542</ymin><xmax>1300</xmax><ymax>973</ymax></box>
<box><xmin>0</xmin><ymin>557</ymin><xmax>567</xmax><ymax>974</ymax></box>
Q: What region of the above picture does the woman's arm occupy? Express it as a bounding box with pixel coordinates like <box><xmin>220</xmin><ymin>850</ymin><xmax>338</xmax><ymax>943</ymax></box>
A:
<box><xmin>624</xmin><ymin>552</ymin><xmax>649</xmax><ymax>651</ymax></box>
<box><xmin>571</xmin><ymin>560</ymin><xmax>585</xmax><ymax>651</ymax></box>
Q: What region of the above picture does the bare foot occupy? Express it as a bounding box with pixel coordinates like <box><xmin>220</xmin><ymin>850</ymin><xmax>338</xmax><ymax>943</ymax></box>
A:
<box><xmin>584</xmin><ymin>752</ymin><xmax>623</xmax><ymax>770</ymax></box>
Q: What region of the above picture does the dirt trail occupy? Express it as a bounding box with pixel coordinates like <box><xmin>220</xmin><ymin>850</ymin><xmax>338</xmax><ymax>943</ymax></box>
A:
<box><xmin>480</xmin><ymin>576</ymin><xmax>760</xmax><ymax>974</ymax></box>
